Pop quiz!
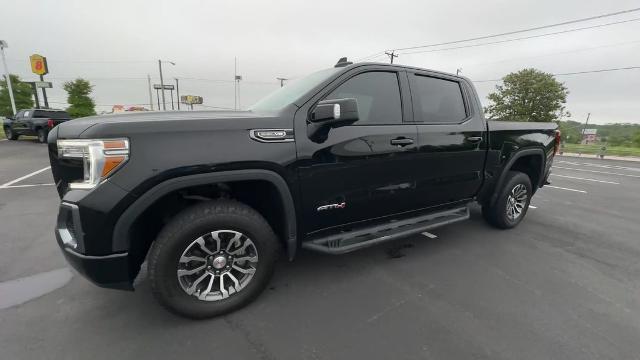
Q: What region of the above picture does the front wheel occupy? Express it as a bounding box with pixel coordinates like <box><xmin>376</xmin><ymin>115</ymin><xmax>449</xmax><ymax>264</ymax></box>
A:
<box><xmin>148</xmin><ymin>200</ymin><xmax>279</xmax><ymax>319</ymax></box>
<box><xmin>483</xmin><ymin>171</ymin><xmax>532</xmax><ymax>229</ymax></box>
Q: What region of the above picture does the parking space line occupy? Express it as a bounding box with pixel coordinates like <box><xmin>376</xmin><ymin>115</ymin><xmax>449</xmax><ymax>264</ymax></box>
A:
<box><xmin>2</xmin><ymin>183</ymin><xmax>55</xmax><ymax>189</ymax></box>
<box><xmin>0</xmin><ymin>166</ymin><xmax>51</xmax><ymax>189</ymax></box>
<box><xmin>545</xmin><ymin>185</ymin><xmax>587</xmax><ymax>193</ymax></box>
<box><xmin>529</xmin><ymin>205</ymin><xmax>537</xmax><ymax>209</ymax></box>
<box><xmin>557</xmin><ymin>160</ymin><xmax>640</xmax><ymax>172</ymax></box>
<box><xmin>551</xmin><ymin>174</ymin><xmax>620</xmax><ymax>185</ymax></box>
<box><xmin>553</xmin><ymin>166</ymin><xmax>640</xmax><ymax>179</ymax></box>
<box><xmin>421</xmin><ymin>231</ymin><xmax>438</xmax><ymax>239</ymax></box>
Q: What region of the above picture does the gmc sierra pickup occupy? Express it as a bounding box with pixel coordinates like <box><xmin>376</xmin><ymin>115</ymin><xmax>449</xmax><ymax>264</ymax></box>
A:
<box><xmin>4</xmin><ymin>109</ymin><xmax>71</xmax><ymax>143</ymax></box>
<box><xmin>48</xmin><ymin>58</ymin><xmax>559</xmax><ymax>318</ymax></box>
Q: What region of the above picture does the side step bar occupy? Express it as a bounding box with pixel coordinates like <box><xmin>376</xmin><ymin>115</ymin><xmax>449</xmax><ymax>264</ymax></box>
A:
<box><xmin>302</xmin><ymin>206</ymin><xmax>469</xmax><ymax>254</ymax></box>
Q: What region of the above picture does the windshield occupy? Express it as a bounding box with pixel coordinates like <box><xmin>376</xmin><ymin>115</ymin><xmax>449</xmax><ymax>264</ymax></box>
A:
<box><xmin>250</xmin><ymin>67</ymin><xmax>340</xmax><ymax>112</ymax></box>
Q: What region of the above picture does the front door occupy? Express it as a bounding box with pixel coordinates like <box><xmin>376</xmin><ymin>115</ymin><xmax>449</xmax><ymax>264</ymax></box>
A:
<box><xmin>295</xmin><ymin>69</ymin><xmax>421</xmax><ymax>235</ymax></box>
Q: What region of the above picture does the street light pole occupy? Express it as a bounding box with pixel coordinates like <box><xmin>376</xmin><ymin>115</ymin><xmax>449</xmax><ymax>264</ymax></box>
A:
<box><xmin>0</xmin><ymin>40</ymin><xmax>17</xmax><ymax>115</ymax></box>
<box><xmin>175</xmin><ymin>78</ymin><xmax>180</xmax><ymax>110</ymax></box>
<box><xmin>147</xmin><ymin>74</ymin><xmax>154</xmax><ymax>110</ymax></box>
<box><xmin>158</xmin><ymin>60</ymin><xmax>166</xmax><ymax>110</ymax></box>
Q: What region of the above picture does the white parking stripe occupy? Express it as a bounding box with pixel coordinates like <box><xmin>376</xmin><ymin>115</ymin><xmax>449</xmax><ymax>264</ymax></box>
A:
<box><xmin>0</xmin><ymin>166</ymin><xmax>51</xmax><ymax>188</ymax></box>
<box><xmin>551</xmin><ymin>174</ymin><xmax>620</xmax><ymax>185</ymax></box>
<box><xmin>1</xmin><ymin>183</ymin><xmax>55</xmax><ymax>189</ymax></box>
<box><xmin>558</xmin><ymin>160</ymin><xmax>640</xmax><ymax>172</ymax></box>
<box><xmin>529</xmin><ymin>205</ymin><xmax>537</xmax><ymax>209</ymax></box>
<box><xmin>421</xmin><ymin>231</ymin><xmax>438</xmax><ymax>239</ymax></box>
<box><xmin>545</xmin><ymin>185</ymin><xmax>587</xmax><ymax>193</ymax></box>
<box><xmin>553</xmin><ymin>166</ymin><xmax>640</xmax><ymax>179</ymax></box>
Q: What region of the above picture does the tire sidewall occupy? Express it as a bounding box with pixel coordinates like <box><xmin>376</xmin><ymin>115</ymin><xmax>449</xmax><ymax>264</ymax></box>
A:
<box><xmin>150</xmin><ymin>203</ymin><xmax>278</xmax><ymax>318</ymax></box>
<box><xmin>37</xmin><ymin>129</ymin><xmax>48</xmax><ymax>143</ymax></box>
<box><xmin>495</xmin><ymin>172</ymin><xmax>532</xmax><ymax>228</ymax></box>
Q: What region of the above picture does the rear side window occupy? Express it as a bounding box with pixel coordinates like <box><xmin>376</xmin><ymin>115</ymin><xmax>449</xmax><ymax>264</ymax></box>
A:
<box><xmin>34</xmin><ymin>110</ymin><xmax>70</xmax><ymax>119</ymax></box>
<box><xmin>325</xmin><ymin>71</ymin><xmax>403</xmax><ymax>125</ymax></box>
<box><xmin>412</xmin><ymin>75</ymin><xmax>467</xmax><ymax>123</ymax></box>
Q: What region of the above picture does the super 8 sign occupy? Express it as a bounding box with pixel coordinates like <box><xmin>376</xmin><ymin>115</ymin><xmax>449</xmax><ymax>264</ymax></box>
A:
<box><xmin>30</xmin><ymin>54</ymin><xmax>49</xmax><ymax>76</ymax></box>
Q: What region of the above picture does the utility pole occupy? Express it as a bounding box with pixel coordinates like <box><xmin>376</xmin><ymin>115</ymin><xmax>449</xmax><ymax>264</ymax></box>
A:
<box><xmin>581</xmin><ymin>112</ymin><xmax>591</xmax><ymax>144</ymax></box>
<box><xmin>170</xmin><ymin>88</ymin><xmax>174</xmax><ymax>110</ymax></box>
<box><xmin>277</xmin><ymin>77</ymin><xmax>288</xmax><ymax>87</ymax></box>
<box><xmin>158</xmin><ymin>60</ymin><xmax>166</xmax><ymax>110</ymax></box>
<box><xmin>147</xmin><ymin>74</ymin><xmax>154</xmax><ymax>110</ymax></box>
<box><xmin>234</xmin><ymin>57</ymin><xmax>237</xmax><ymax>110</ymax></box>
<box><xmin>0</xmin><ymin>40</ymin><xmax>17</xmax><ymax>115</ymax></box>
<box><xmin>175</xmin><ymin>78</ymin><xmax>180</xmax><ymax>110</ymax></box>
<box><xmin>384</xmin><ymin>50</ymin><xmax>398</xmax><ymax>64</ymax></box>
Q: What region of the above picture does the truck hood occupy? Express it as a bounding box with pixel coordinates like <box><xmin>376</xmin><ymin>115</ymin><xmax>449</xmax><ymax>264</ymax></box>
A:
<box><xmin>56</xmin><ymin>110</ymin><xmax>286</xmax><ymax>139</ymax></box>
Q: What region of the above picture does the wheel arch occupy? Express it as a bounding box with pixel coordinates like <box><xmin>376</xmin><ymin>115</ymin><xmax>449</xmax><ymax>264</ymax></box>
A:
<box><xmin>489</xmin><ymin>148</ymin><xmax>545</xmax><ymax>206</ymax></box>
<box><xmin>112</xmin><ymin>169</ymin><xmax>298</xmax><ymax>273</ymax></box>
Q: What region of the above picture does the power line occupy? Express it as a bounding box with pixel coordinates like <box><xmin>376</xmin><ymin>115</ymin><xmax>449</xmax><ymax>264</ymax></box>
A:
<box><xmin>390</xmin><ymin>7</ymin><xmax>640</xmax><ymax>52</ymax></box>
<box><xmin>473</xmin><ymin>66</ymin><xmax>640</xmax><ymax>83</ymax></box>
<box><xmin>399</xmin><ymin>17</ymin><xmax>640</xmax><ymax>55</ymax></box>
<box><xmin>462</xmin><ymin>39</ymin><xmax>640</xmax><ymax>68</ymax></box>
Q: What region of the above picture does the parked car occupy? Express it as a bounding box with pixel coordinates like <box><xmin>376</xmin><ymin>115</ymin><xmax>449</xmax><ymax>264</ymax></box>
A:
<box><xmin>48</xmin><ymin>59</ymin><xmax>560</xmax><ymax>318</ymax></box>
<box><xmin>3</xmin><ymin>109</ymin><xmax>71</xmax><ymax>143</ymax></box>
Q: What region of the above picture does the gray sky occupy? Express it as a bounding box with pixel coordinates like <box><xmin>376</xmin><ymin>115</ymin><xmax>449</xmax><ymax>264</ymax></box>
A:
<box><xmin>3</xmin><ymin>0</ymin><xmax>640</xmax><ymax>124</ymax></box>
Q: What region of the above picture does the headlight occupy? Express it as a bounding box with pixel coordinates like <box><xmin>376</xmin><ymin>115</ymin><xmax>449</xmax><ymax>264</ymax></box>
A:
<box><xmin>57</xmin><ymin>139</ymin><xmax>129</xmax><ymax>189</ymax></box>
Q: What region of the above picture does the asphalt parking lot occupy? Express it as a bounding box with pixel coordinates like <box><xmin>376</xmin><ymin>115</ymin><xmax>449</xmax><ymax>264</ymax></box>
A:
<box><xmin>1</xmin><ymin>138</ymin><xmax>639</xmax><ymax>360</ymax></box>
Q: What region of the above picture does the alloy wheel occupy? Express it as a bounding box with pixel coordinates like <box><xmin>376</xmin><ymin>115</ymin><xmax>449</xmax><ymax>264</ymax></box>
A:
<box><xmin>177</xmin><ymin>230</ymin><xmax>258</xmax><ymax>301</ymax></box>
<box><xmin>506</xmin><ymin>183</ymin><xmax>527</xmax><ymax>220</ymax></box>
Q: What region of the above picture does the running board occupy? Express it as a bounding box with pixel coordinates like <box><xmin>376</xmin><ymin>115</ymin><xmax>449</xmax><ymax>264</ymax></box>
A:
<box><xmin>302</xmin><ymin>206</ymin><xmax>469</xmax><ymax>255</ymax></box>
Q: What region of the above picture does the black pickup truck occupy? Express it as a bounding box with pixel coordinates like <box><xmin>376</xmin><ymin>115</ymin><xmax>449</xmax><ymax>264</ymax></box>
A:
<box><xmin>4</xmin><ymin>109</ymin><xmax>71</xmax><ymax>143</ymax></box>
<box><xmin>48</xmin><ymin>59</ymin><xmax>559</xmax><ymax>318</ymax></box>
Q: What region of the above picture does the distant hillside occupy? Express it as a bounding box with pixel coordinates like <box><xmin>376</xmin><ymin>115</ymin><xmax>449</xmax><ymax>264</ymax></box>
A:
<box><xmin>556</xmin><ymin>120</ymin><xmax>640</xmax><ymax>146</ymax></box>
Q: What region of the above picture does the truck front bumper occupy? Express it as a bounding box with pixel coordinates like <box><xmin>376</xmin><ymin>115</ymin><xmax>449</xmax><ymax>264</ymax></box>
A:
<box><xmin>55</xmin><ymin>202</ymin><xmax>134</xmax><ymax>290</ymax></box>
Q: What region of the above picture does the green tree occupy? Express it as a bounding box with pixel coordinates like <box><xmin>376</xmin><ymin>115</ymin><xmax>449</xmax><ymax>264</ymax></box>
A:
<box><xmin>556</xmin><ymin>120</ymin><xmax>582</xmax><ymax>144</ymax></box>
<box><xmin>63</xmin><ymin>78</ymin><xmax>96</xmax><ymax>118</ymax></box>
<box><xmin>0</xmin><ymin>74</ymin><xmax>34</xmax><ymax>117</ymax></box>
<box><xmin>633</xmin><ymin>131</ymin><xmax>640</xmax><ymax>147</ymax></box>
<box><xmin>485</xmin><ymin>68</ymin><xmax>569</xmax><ymax>122</ymax></box>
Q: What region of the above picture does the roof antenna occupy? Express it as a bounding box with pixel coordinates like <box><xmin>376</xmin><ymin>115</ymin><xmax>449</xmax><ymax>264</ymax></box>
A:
<box><xmin>334</xmin><ymin>57</ymin><xmax>353</xmax><ymax>68</ymax></box>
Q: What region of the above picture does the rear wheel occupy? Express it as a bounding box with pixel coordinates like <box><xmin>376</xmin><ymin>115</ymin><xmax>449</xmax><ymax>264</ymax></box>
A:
<box><xmin>148</xmin><ymin>200</ymin><xmax>279</xmax><ymax>319</ymax></box>
<box><xmin>483</xmin><ymin>171</ymin><xmax>532</xmax><ymax>229</ymax></box>
<box><xmin>37</xmin><ymin>128</ymin><xmax>48</xmax><ymax>143</ymax></box>
<box><xmin>4</xmin><ymin>127</ymin><xmax>18</xmax><ymax>140</ymax></box>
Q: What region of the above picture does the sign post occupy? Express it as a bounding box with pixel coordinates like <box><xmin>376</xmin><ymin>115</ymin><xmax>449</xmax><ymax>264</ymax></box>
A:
<box><xmin>30</xmin><ymin>54</ymin><xmax>49</xmax><ymax>108</ymax></box>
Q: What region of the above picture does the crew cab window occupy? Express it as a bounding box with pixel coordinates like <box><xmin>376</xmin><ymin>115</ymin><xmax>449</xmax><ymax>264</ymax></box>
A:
<box><xmin>23</xmin><ymin>111</ymin><xmax>30</xmax><ymax>118</ymax></box>
<box><xmin>15</xmin><ymin>110</ymin><xmax>24</xmax><ymax>119</ymax></box>
<box><xmin>325</xmin><ymin>71</ymin><xmax>402</xmax><ymax>125</ymax></box>
<box><xmin>412</xmin><ymin>75</ymin><xmax>467</xmax><ymax>123</ymax></box>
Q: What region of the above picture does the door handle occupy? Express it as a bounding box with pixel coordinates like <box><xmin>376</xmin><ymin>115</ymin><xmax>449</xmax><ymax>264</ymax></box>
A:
<box><xmin>390</xmin><ymin>137</ymin><xmax>414</xmax><ymax>147</ymax></box>
<box><xmin>466</xmin><ymin>136</ymin><xmax>483</xmax><ymax>143</ymax></box>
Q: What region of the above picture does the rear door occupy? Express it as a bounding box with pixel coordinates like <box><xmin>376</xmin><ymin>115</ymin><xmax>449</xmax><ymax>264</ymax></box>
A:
<box><xmin>13</xmin><ymin>110</ymin><xmax>28</xmax><ymax>134</ymax></box>
<box><xmin>408</xmin><ymin>71</ymin><xmax>487</xmax><ymax>207</ymax></box>
<box><xmin>295</xmin><ymin>68</ymin><xmax>421</xmax><ymax>234</ymax></box>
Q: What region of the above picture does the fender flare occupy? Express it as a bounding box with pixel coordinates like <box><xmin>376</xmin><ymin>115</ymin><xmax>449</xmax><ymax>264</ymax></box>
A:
<box><xmin>112</xmin><ymin>169</ymin><xmax>298</xmax><ymax>259</ymax></box>
<box><xmin>489</xmin><ymin>148</ymin><xmax>545</xmax><ymax>206</ymax></box>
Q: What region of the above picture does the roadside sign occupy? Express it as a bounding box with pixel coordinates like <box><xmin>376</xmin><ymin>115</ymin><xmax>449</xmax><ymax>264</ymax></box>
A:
<box><xmin>34</xmin><ymin>81</ymin><xmax>52</xmax><ymax>88</ymax></box>
<box><xmin>29</xmin><ymin>54</ymin><xmax>49</xmax><ymax>76</ymax></box>
<box><xmin>153</xmin><ymin>84</ymin><xmax>174</xmax><ymax>90</ymax></box>
<box><xmin>180</xmin><ymin>95</ymin><xmax>203</xmax><ymax>105</ymax></box>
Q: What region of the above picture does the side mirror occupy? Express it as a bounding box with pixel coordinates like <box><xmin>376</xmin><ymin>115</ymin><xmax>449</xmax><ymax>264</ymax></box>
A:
<box><xmin>308</xmin><ymin>98</ymin><xmax>359</xmax><ymax>142</ymax></box>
